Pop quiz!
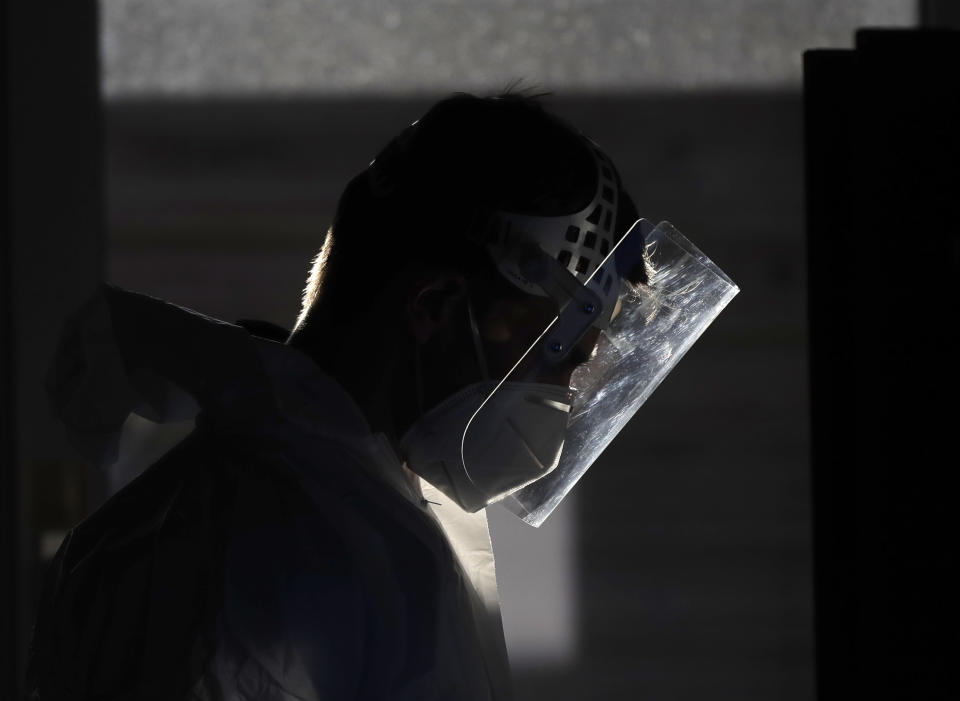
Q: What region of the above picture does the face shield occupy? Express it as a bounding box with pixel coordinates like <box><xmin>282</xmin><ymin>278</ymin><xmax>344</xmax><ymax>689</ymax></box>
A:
<box><xmin>469</xmin><ymin>219</ymin><xmax>739</xmax><ymax>526</ymax></box>
<box><xmin>400</xmin><ymin>144</ymin><xmax>739</xmax><ymax>524</ymax></box>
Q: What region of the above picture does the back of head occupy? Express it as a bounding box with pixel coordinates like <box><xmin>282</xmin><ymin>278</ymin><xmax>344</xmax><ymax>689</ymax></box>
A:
<box><xmin>294</xmin><ymin>91</ymin><xmax>638</xmax><ymax>334</ymax></box>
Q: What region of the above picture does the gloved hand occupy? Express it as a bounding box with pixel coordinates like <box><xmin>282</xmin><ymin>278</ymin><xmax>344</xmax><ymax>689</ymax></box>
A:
<box><xmin>46</xmin><ymin>286</ymin><xmax>141</xmax><ymax>466</ymax></box>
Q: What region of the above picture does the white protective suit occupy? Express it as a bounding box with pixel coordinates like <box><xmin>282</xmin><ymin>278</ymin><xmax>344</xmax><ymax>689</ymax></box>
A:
<box><xmin>27</xmin><ymin>284</ymin><xmax>514</xmax><ymax>701</ymax></box>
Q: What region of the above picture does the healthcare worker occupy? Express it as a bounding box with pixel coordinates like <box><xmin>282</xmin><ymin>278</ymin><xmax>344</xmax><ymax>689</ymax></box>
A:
<box><xmin>26</xmin><ymin>93</ymin><xmax>737</xmax><ymax>700</ymax></box>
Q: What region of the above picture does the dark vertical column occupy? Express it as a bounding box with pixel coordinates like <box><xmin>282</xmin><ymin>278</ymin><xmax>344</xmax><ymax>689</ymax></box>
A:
<box><xmin>920</xmin><ymin>0</ymin><xmax>960</xmax><ymax>29</ymax></box>
<box><xmin>805</xmin><ymin>29</ymin><xmax>960</xmax><ymax>700</ymax></box>
<box><xmin>2</xmin><ymin>1</ymin><xmax>104</xmax><ymax>696</ymax></box>
<box><xmin>803</xmin><ymin>47</ymin><xmax>858</xmax><ymax>701</ymax></box>
<box><xmin>1</xmin><ymin>6</ymin><xmax>19</xmax><ymax>698</ymax></box>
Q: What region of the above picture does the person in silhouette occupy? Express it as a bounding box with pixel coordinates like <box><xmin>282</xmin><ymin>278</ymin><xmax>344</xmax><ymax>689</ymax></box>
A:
<box><xmin>27</xmin><ymin>92</ymin><xmax>735</xmax><ymax>700</ymax></box>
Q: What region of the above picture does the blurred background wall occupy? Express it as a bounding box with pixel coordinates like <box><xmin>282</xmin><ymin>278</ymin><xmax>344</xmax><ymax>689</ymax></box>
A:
<box><xmin>8</xmin><ymin>2</ymin><xmax>921</xmax><ymax>699</ymax></box>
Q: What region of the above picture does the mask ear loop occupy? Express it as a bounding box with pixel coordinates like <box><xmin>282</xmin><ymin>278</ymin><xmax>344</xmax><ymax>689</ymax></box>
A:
<box><xmin>411</xmin><ymin>292</ymin><xmax>488</xmax><ymax>427</ymax></box>
<box><xmin>408</xmin><ymin>344</ymin><xmax>442</xmax><ymax>508</ymax></box>
<box><xmin>466</xmin><ymin>296</ymin><xmax>492</xmax><ymax>382</ymax></box>
<box><xmin>413</xmin><ymin>294</ymin><xmax>487</xmax><ymax>418</ymax></box>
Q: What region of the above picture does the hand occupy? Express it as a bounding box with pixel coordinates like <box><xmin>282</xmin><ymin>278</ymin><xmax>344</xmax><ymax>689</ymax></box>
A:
<box><xmin>46</xmin><ymin>287</ymin><xmax>140</xmax><ymax>465</ymax></box>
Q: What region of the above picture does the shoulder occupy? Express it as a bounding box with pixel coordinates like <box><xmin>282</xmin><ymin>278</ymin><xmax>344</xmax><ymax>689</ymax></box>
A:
<box><xmin>219</xmin><ymin>434</ymin><xmax>451</xmax><ymax>698</ymax></box>
<box><xmin>26</xmin><ymin>431</ymin><xmax>237</xmax><ymax>698</ymax></box>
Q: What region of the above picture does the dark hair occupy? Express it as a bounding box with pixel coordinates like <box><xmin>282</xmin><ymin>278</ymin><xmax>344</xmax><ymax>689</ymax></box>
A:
<box><xmin>294</xmin><ymin>92</ymin><xmax>638</xmax><ymax>332</ymax></box>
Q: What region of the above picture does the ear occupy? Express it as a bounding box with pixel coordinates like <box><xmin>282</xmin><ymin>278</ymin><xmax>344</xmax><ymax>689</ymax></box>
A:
<box><xmin>406</xmin><ymin>273</ymin><xmax>468</xmax><ymax>344</ymax></box>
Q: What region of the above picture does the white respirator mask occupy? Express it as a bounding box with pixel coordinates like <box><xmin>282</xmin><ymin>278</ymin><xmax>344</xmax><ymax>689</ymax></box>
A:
<box><xmin>399</xmin><ymin>378</ymin><xmax>571</xmax><ymax>513</ymax></box>
<box><xmin>400</xmin><ymin>296</ymin><xmax>573</xmax><ymax>513</ymax></box>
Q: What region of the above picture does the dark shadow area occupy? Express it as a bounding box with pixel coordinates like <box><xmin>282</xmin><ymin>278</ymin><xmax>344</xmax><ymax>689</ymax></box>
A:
<box><xmin>3</xmin><ymin>3</ymin><xmax>103</xmax><ymax>697</ymax></box>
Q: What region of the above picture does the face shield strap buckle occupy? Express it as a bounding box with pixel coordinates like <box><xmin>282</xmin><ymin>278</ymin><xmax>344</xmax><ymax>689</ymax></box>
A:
<box><xmin>517</xmin><ymin>244</ymin><xmax>605</xmax><ymax>366</ymax></box>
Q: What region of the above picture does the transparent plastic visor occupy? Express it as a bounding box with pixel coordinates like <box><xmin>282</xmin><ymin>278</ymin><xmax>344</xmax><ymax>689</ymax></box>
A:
<box><xmin>462</xmin><ymin>220</ymin><xmax>739</xmax><ymax>526</ymax></box>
